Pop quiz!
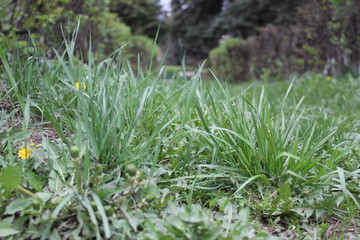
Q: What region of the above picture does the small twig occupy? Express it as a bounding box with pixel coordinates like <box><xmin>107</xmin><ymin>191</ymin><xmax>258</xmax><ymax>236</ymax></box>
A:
<box><xmin>326</xmin><ymin>220</ymin><xmax>341</xmax><ymax>240</ymax></box>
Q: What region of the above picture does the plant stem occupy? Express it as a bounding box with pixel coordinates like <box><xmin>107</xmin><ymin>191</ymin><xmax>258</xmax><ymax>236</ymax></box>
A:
<box><xmin>17</xmin><ymin>185</ymin><xmax>36</xmax><ymax>197</ymax></box>
<box><xmin>73</xmin><ymin>159</ymin><xmax>82</xmax><ymax>194</ymax></box>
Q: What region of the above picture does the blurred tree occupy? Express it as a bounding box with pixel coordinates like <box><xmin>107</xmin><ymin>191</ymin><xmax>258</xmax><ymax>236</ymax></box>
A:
<box><xmin>0</xmin><ymin>0</ymin><xmax>66</xmax><ymax>37</ymax></box>
<box><xmin>169</xmin><ymin>0</ymin><xmax>308</xmax><ymax>64</ymax></box>
<box><xmin>110</xmin><ymin>0</ymin><xmax>162</xmax><ymax>37</ymax></box>
<box><xmin>169</xmin><ymin>0</ymin><xmax>224</xmax><ymax>63</ymax></box>
<box><xmin>209</xmin><ymin>0</ymin><xmax>360</xmax><ymax>81</ymax></box>
<box><xmin>215</xmin><ymin>0</ymin><xmax>308</xmax><ymax>37</ymax></box>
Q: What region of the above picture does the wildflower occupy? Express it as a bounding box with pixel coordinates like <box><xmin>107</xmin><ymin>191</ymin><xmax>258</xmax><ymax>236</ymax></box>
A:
<box><xmin>75</xmin><ymin>82</ymin><xmax>86</xmax><ymax>89</ymax></box>
<box><xmin>17</xmin><ymin>140</ymin><xmax>42</xmax><ymax>160</ymax></box>
<box><xmin>325</xmin><ymin>76</ymin><xmax>332</xmax><ymax>81</ymax></box>
<box><xmin>18</xmin><ymin>147</ymin><xmax>31</xmax><ymax>160</ymax></box>
<box><xmin>30</xmin><ymin>139</ymin><xmax>42</xmax><ymax>148</ymax></box>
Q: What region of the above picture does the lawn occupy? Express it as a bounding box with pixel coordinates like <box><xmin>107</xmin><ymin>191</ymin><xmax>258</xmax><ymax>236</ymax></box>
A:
<box><xmin>0</xmin><ymin>42</ymin><xmax>359</xmax><ymax>239</ymax></box>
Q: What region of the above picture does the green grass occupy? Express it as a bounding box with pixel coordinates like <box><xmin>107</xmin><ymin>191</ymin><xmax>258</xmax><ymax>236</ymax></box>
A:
<box><xmin>0</xmin><ymin>38</ymin><xmax>359</xmax><ymax>239</ymax></box>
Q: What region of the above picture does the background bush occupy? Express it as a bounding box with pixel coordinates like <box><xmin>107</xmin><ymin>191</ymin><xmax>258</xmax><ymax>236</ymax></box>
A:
<box><xmin>124</xmin><ymin>35</ymin><xmax>159</xmax><ymax>70</ymax></box>
<box><xmin>209</xmin><ymin>38</ymin><xmax>253</xmax><ymax>81</ymax></box>
<box><xmin>0</xmin><ymin>0</ymin><xmax>159</xmax><ymax>63</ymax></box>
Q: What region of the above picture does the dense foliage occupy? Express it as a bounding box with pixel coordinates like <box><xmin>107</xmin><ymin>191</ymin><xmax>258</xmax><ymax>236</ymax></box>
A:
<box><xmin>0</xmin><ymin>0</ymin><xmax>160</xmax><ymax>63</ymax></box>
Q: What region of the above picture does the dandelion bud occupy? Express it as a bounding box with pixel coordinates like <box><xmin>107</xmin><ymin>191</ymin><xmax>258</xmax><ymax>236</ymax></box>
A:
<box><xmin>125</xmin><ymin>164</ymin><xmax>137</xmax><ymax>177</ymax></box>
<box><xmin>70</xmin><ymin>145</ymin><xmax>80</xmax><ymax>158</ymax></box>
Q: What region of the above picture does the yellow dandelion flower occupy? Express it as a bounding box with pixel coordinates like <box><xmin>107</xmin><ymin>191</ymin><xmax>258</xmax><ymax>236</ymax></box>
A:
<box><xmin>18</xmin><ymin>147</ymin><xmax>31</xmax><ymax>160</ymax></box>
<box><xmin>325</xmin><ymin>76</ymin><xmax>332</xmax><ymax>81</ymax></box>
<box><xmin>75</xmin><ymin>82</ymin><xmax>86</xmax><ymax>89</ymax></box>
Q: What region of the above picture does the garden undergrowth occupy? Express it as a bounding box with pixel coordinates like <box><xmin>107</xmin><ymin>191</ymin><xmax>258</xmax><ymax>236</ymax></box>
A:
<box><xmin>0</xmin><ymin>39</ymin><xmax>359</xmax><ymax>239</ymax></box>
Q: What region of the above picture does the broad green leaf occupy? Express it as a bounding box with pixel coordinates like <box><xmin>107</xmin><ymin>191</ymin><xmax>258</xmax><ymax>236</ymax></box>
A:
<box><xmin>315</xmin><ymin>208</ymin><xmax>325</xmax><ymax>221</ymax></box>
<box><xmin>0</xmin><ymin>217</ymin><xmax>13</xmax><ymax>228</ymax></box>
<box><xmin>48</xmin><ymin>170</ymin><xmax>62</xmax><ymax>192</ymax></box>
<box><xmin>0</xmin><ymin>162</ymin><xmax>22</xmax><ymax>198</ymax></box>
<box><xmin>41</xmin><ymin>193</ymin><xmax>74</xmax><ymax>240</ymax></box>
<box><xmin>35</xmin><ymin>192</ymin><xmax>52</xmax><ymax>203</ymax></box>
<box><xmin>121</xmin><ymin>208</ymin><xmax>144</xmax><ymax>231</ymax></box>
<box><xmin>91</xmin><ymin>193</ymin><xmax>111</xmax><ymax>238</ymax></box>
<box><xmin>81</xmin><ymin>197</ymin><xmax>101</xmax><ymax>240</ymax></box>
<box><xmin>278</xmin><ymin>183</ymin><xmax>291</xmax><ymax>199</ymax></box>
<box><xmin>0</xmin><ymin>228</ymin><xmax>20</xmax><ymax>237</ymax></box>
<box><xmin>24</xmin><ymin>169</ymin><xmax>44</xmax><ymax>192</ymax></box>
<box><xmin>5</xmin><ymin>198</ymin><xmax>29</xmax><ymax>214</ymax></box>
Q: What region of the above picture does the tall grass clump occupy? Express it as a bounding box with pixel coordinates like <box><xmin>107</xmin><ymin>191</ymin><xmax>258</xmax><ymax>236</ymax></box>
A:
<box><xmin>2</xmin><ymin>36</ymin><xmax>359</xmax><ymax>195</ymax></box>
<box><xmin>0</xmin><ymin>30</ymin><xmax>359</xmax><ymax>238</ymax></box>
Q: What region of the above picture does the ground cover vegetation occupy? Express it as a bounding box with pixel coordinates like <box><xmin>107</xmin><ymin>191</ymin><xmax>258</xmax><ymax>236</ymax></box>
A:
<box><xmin>0</xmin><ymin>35</ymin><xmax>359</xmax><ymax>238</ymax></box>
<box><xmin>0</xmin><ymin>0</ymin><xmax>359</xmax><ymax>239</ymax></box>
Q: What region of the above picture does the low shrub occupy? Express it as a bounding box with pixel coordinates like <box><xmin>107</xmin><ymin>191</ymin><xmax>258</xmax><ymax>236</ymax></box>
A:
<box><xmin>209</xmin><ymin>38</ymin><xmax>253</xmax><ymax>81</ymax></box>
